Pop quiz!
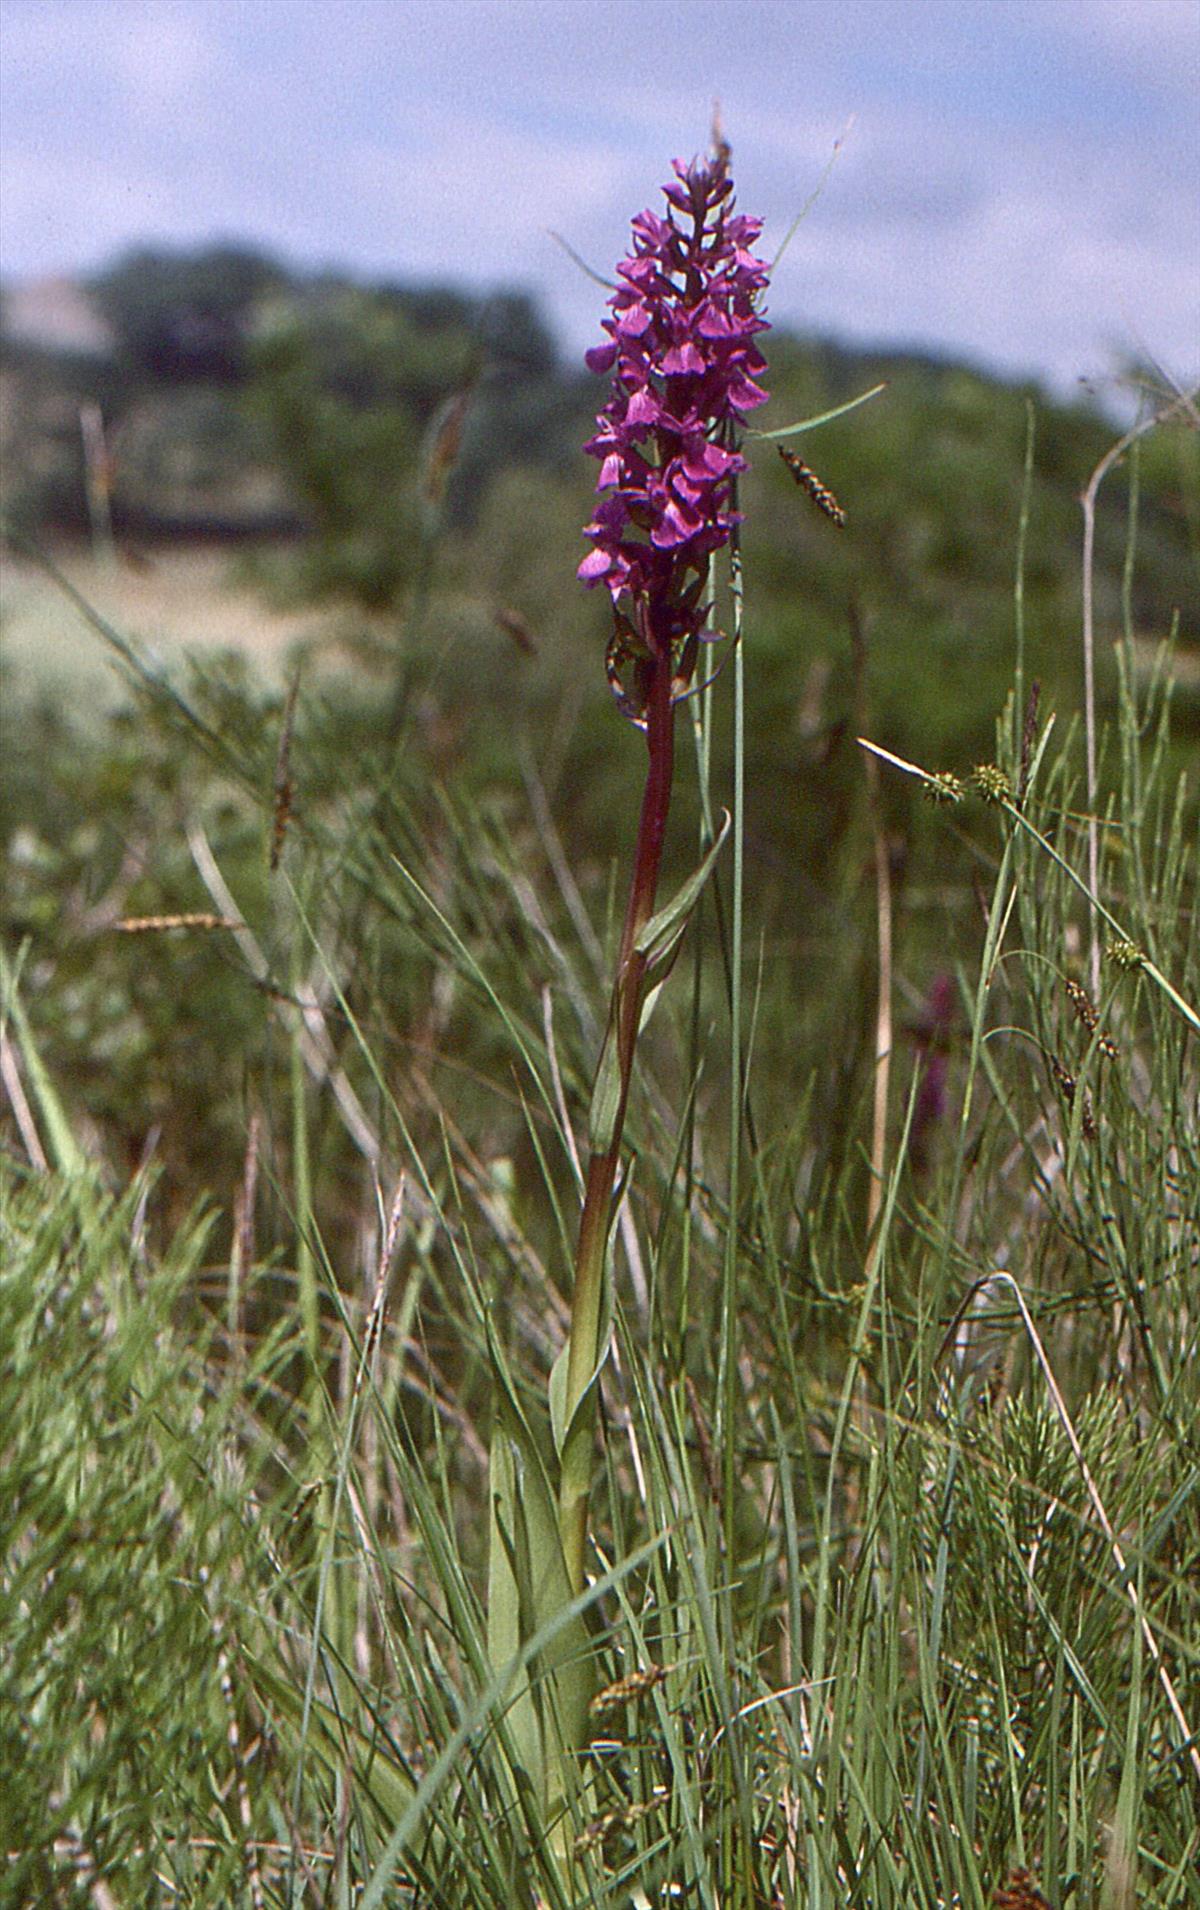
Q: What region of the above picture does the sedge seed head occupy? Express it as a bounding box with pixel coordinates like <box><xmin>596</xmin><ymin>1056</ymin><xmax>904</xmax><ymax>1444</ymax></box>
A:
<box><xmin>1106</xmin><ymin>938</ymin><xmax>1145</xmax><ymax>971</ymax></box>
<box><xmin>973</xmin><ymin>763</ymin><xmax>1013</xmax><ymax>805</ymax></box>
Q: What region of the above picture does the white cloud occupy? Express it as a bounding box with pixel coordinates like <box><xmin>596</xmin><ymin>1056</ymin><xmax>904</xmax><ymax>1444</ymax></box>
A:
<box><xmin>1</xmin><ymin>0</ymin><xmax>1195</xmax><ymax>395</ymax></box>
<box><xmin>105</xmin><ymin>3</ymin><xmax>214</xmax><ymax>122</ymax></box>
<box><xmin>1050</xmin><ymin>0</ymin><xmax>1200</xmax><ymax>91</ymax></box>
<box><xmin>3</xmin><ymin>0</ymin><xmax>215</xmax><ymax>113</ymax></box>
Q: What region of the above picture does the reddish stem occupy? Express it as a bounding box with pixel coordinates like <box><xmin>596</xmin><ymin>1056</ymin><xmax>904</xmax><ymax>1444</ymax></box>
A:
<box><xmin>559</xmin><ymin>638</ymin><xmax>676</xmax><ymax>1593</ymax></box>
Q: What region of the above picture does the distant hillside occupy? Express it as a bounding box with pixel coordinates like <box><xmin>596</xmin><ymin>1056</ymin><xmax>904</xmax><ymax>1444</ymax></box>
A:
<box><xmin>1</xmin><ymin>246</ymin><xmax>575</xmax><ymax>544</ymax></box>
<box><xmin>2</xmin><ymin>246</ymin><xmax>1194</xmax><ymax>726</ymax></box>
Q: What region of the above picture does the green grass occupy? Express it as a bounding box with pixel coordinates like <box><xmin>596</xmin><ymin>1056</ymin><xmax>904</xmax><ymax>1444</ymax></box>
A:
<box><xmin>2</xmin><ymin>397</ymin><xmax>1198</xmax><ymax>1907</ymax></box>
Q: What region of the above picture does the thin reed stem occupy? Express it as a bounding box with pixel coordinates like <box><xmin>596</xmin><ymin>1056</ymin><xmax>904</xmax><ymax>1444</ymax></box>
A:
<box><xmin>1080</xmin><ymin>390</ymin><xmax>1195</xmax><ymax>993</ymax></box>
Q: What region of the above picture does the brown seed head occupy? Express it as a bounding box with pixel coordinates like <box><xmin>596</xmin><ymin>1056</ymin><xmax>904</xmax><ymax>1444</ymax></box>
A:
<box><xmin>1065</xmin><ymin>977</ymin><xmax>1119</xmax><ymax>1058</ymax></box>
<box><xmin>589</xmin><ymin>1662</ymin><xmax>669</xmax><ymax>1722</ymax></box>
<box><xmin>992</xmin><ymin>1869</ymin><xmax>1051</xmax><ymax>1910</ymax></box>
<box><xmin>778</xmin><ymin>446</ymin><xmax>847</xmax><ymax>526</ymax></box>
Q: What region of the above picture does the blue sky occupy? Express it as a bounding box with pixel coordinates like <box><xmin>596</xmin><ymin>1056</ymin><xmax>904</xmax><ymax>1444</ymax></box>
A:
<box><xmin>2</xmin><ymin>0</ymin><xmax>1197</xmax><ymax>397</ymax></box>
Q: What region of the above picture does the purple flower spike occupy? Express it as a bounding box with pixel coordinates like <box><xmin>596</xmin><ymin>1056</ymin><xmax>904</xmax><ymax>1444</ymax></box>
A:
<box><xmin>578</xmin><ymin>146</ymin><xmax>770</xmax><ymax>720</ymax></box>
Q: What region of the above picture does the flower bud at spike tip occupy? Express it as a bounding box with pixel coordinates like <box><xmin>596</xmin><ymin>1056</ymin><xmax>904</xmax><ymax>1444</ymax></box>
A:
<box><xmin>578</xmin><ymin>150</ymin><xmax>770</xmax><ymax>721</ymax></box>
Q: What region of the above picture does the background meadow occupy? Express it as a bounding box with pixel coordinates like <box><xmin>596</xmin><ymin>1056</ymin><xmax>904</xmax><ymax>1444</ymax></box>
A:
<box><xmin>2</xmin><ymin>6</ymin><xmax>1199</xmax><ymax>1904</ymax></box>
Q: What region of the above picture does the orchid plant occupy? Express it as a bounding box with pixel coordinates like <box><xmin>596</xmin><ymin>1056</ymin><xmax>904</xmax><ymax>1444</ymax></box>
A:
<box><xmin>483</xmin><ymin>144</ymin><xmax>773</xmax><ymax>1848</ymax></box>
<box><xmin>560</xmin><ymin>146</ymin><xmax>771</xmax><ymax>1596</ymax></box>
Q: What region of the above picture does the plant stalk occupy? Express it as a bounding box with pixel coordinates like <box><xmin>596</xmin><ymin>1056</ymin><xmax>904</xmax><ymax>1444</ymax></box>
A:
<box><xmin>558</xmin><ymin>641</ymin><xmax>676</xmax><ymax>1596</ymax></box>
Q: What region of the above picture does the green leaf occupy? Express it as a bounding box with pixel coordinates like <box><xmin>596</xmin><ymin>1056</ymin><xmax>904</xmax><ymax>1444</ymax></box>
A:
<box><xmin>588</xmin><ymin>815</ymin><xmax>730</xmax><ymax>1157</ymax></box>
<box><xmin>753</xmin><ymin>381</ymin><xmax>887</xmax><ymax>441</ymax></box>
<box><xmin>548</xmin><ymin>1253</ymin><xmax>613</xmax><ymax>1464</ymax></box>
<box><xmin>486</xmin><ymin>1432</ymin><xmax>547</xmax><ymax>1795</ymax></box>
<box><xmin>547</xmin><ymin>1341</ymin><xmax>571</xmax><ymax>1462</ymax></box>
<box><xmin>586</xmin><ymin>1007</ymin><xmax>623</xmax><ymax>1154</ymax></box>
<box><xmin>248</xmin><ymin>1653</ymin><xmax>416</xmax><ymax>1829</ymax></box>
<box><xmin>637</xmin><ymin>961</ymin><xmax>680</xmax><ymax>1038</ymax></box>
<box><xmin>634</xmin><ymin>809</ymin><xmax>731</xmax><ymax>968</ymax></box>
<box><xmin>359</xmin><ymin>1537</ymin><xmax>663</xmax><ymax>1910</ymax></box>
<box><xmin>484</xmin><ymin>1317</ymin><xmax>595</xmax><ymax>1820</ymax></box>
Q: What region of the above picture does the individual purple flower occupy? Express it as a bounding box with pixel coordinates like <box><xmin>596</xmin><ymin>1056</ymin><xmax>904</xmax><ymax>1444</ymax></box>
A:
<box><xmin>578</xmin><ymin>149</ymin><xmax>770</xmax><ymax>722</ymax></box>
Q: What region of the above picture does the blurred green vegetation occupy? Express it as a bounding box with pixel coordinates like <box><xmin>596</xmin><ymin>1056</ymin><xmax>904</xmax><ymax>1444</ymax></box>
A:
<box><xmin>1</xmin><ymin>243</ymin><xmax>1196</xmax><ymax>1224</ymax></box>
